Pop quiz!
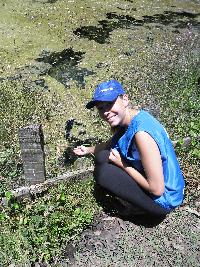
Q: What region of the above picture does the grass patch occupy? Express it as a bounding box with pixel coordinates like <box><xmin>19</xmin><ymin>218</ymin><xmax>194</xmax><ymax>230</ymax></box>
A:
<box><xmin>0</xmin><ymin>178</ymin><xmax>99</xmax><ymax>265</ymax></box>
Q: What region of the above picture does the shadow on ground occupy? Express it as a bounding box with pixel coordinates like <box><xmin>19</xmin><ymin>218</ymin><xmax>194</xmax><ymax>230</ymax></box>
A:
<box><xmin>92</xmin><ymin>183</ymin><xmax>166</xmax><ymax>227</ymax></box>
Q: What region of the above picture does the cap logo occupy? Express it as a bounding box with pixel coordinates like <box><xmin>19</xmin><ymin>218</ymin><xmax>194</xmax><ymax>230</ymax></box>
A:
<box><xmin>100</xmin><ymin>87</ymin><xmax>114</xmax><ymax>92</ymax></box>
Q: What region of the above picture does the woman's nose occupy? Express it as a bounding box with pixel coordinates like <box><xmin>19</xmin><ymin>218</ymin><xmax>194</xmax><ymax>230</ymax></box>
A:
<box><xmin>103</xmin><ymin>109</ymin><xmax>110</xmax><ymax>116</ymax></box>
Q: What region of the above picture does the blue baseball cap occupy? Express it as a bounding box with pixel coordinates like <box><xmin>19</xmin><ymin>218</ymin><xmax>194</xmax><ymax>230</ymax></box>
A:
<box><xmin>86</xmin><ymin>80</ymin><xmax>125</xmax><ymax>109</ymax></box>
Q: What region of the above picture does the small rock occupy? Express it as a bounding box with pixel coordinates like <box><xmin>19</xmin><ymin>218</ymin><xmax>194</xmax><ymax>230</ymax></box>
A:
<box><xmin>34</xmin><ymin>79</ymin><xmax>45</xmax><ymax>87</ymax></box>
<box><xmin>94</xmin><ymin>230</ymin><xmax>101</xmax><ymax>236</ymax></box>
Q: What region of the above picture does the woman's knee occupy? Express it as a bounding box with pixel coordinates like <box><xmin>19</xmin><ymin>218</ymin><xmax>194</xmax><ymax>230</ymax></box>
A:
<box><xmin>94</xmin><ymin>149</ymin><xmax>110</xmax><ymax>164</ymax></box>
<box><xmin>94</xmin><ymin>162</ymin><xmax>113</xmax><ymax>186</ymax></box>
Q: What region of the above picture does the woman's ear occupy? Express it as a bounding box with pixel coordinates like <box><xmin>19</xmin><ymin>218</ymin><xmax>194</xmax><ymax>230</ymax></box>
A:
<box><xmin>122</xmin><ymin>94</ymin><xmax>129</xmax><ymax>107</ymax></box>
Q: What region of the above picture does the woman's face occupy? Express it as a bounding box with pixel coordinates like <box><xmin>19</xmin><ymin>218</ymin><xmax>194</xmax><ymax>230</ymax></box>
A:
<box><xmin>96</xmin><ymin>95</ymin><xmax>129</xmax><ymax>127</ymax></box>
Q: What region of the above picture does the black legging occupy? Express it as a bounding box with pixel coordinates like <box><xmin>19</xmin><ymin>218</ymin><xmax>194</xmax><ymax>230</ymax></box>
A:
<box><xmin>94</xmin><ymin>150</ymin><xmax>169</xmax><ymax>217</ymax></box>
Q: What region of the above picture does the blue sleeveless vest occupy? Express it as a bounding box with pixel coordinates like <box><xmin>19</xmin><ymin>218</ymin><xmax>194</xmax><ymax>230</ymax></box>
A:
<box><xmin>111</xmin><ymin>110</ymin><xmax>185</xmax><ymax>210</ymax></box>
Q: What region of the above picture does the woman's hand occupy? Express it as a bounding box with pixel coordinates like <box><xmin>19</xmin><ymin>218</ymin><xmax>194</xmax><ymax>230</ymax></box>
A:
<box><xmin>109</xmin><ymin>149</ymin><xmax>127</xmax><ymax>169</ymax></box>
<box><xmin>73</xmin><ymin>146</ymin><xmax>90</xmax><ymax>156</ymax></box>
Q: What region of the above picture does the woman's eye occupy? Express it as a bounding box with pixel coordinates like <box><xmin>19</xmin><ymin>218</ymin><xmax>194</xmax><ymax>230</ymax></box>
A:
<box><xmin>106</xmin><ymin>103</ymin><xmax>112</xmax><ymax>109</ymax></box>
<box><xmin>97</xmin><ymin>105</ymin><xmax>106</xmax><ymax>111</ymax></box>
<box><xmin>97</xmin><ymin>102</ymin><xmax>113</xmax><ymax>111</ymax></box>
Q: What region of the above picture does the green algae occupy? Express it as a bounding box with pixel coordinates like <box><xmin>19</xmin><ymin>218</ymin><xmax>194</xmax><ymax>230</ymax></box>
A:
<box><xmin>0</xmin><ymin>0</ymin><xmax>199</xmax><ymax>74</ymax></box>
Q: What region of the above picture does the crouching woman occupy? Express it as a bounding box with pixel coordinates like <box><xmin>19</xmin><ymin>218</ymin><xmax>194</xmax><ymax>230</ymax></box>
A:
<box><xmin>73</xmin><ymin>80</ymin><xmax>185</xmax><ymax>217</ymax></box>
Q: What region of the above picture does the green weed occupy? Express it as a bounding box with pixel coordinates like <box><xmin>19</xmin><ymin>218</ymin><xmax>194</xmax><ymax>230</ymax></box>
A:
<box><xmin>0</xmin><ymin>178</ymin><xmax>99</xmax><ymax>265</ymax></box>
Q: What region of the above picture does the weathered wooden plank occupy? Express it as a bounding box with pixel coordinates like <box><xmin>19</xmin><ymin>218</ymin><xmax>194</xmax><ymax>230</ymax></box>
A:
<box><xmin>1</xmin><ymin>167</ymin><xmax>94</xmax><ymax>204</ymax></box>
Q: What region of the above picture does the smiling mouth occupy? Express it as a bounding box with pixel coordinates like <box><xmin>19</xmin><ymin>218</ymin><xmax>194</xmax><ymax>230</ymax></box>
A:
<box><xmin>107</xmin><ymin>115</ymin><xmax>116</xmax><ymax>122</ymax></box>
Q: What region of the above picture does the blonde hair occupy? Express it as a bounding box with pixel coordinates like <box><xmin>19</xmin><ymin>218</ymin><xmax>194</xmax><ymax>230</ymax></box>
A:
<box><xmin>119</xmin><ymin>94</ymin><xmax>140</xmax><ymax>111</ymax></box>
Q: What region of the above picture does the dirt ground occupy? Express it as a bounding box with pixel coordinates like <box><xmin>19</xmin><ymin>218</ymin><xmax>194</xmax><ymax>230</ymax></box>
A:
<box><xmin>62</xmin><ymin>196</ymin><xmax>200</xmax><ymax>267</ymax></box>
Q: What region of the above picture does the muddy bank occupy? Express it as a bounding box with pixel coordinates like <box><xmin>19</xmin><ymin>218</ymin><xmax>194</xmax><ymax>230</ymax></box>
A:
<box><xmin>63</xmin><ymin>205</ymin><xmax>200</xmax><ymax>266</ymax></box>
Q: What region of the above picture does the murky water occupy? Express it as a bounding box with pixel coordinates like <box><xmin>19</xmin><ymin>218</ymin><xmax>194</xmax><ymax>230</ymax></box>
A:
<box><xmin>0</xmin><ymin>0</ymin><xmax>199</xmax><ymax>87</ymax></box>
<box><xmin>36</xmin><ymin>48</ymin><xmax>95</xmax><ymax>87</ymax></box>
<box><xmin>74</xmin><ymin>10</ymin><xmax>200</xmax><ymax>44</ymax></box>
<box><xmin>0</xmin><ymin>0</ymin><xmax>199</xmax><ymax>161</ymax></box>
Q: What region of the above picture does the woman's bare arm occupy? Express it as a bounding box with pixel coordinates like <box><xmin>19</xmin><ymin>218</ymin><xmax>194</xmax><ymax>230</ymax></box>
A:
<box><xmin>134</xmin><ymin>131</ymin><xmax>164</xmax><ymax>196</ymax></box>
<box><xmin>109</xmin><ymin>131</ymin><xmax>164</xmax><ymax>196</ymax></box>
